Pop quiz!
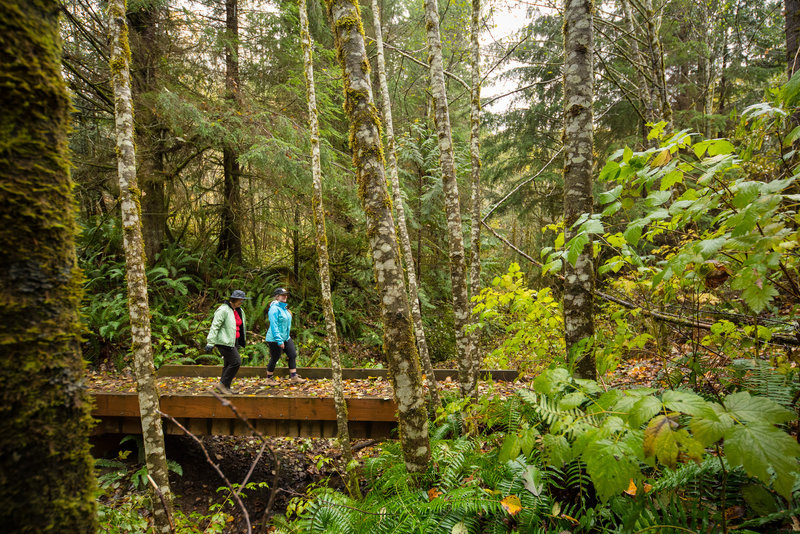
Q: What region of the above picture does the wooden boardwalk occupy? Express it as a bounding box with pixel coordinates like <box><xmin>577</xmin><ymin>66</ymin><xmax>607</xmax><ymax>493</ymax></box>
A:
<box><xmin>91</xmin><ymin>367</ymin><xmax>517</xmax><ymax>439</ymax></box>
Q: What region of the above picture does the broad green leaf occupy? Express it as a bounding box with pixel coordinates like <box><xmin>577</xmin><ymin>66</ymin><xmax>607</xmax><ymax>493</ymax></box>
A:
<box><xmin>533</xmin><ymin>368</ymin><xmax>570</xmax><ymax>395</ymax></box>
<box><xmin>723</xmin><ymin>391</ymin><xmax>796</xmax><ymax>424</ymax></box>
<box><xmin>693</xmin><ymin>140</ymin><xmax>712</xmax><ymax>158</ymax></box>
<box><xmin>499</xmin><ymin>433</ymin><xmax>521</xmax><ymax>463</ymax></box>
<box><xmin>697</xmin><ymin>237</ymin><xmax>726</xmax><ymax>259</ymax></box>
<box><xmin>542</xmin><ymin>434</ymin><xmax>572</xmax><ymax>467</ymax></box>
<box><xmin>662</xmin><ymin>390</ymin><xmax>717</xmax><ymax>418</ymax></box>
<box><xmin>602</xmin><ymin>201</ymin><xmax>622</xmax><ymax>217</ymax></box>
<box><xmin>724</xmin><ymin>422</ymin><xmax>800</xmax><ymax>499</ymax></box>
<box><xmin>567</xmin><ymin>233</ymin><xmax>590</xmax><ymax>266</ymax></box>
<box><xmin>741</xmin><ymin>281</ymin><xmax>779</xmax><ymax>313</ymax></box>
<box><xmin>584</xmin><ymin>439</ymin><xmax>640</xmax><ymax>501</ymax></box>
<box><xmin>599</xmin><ymin>161</ymin><xmax>621</xmax><ymax>183</ymax></box>
<box><xmin>629</xmin><ymin>396</ymin><xmax>662</xmax><ymax>428</ymax></box>
<box><xmin>660</xmin><ymin>169</ymin><xmax>684</xmax><ymax>190</ymax></box>
<box><xmin>559</xmin><ymin>391</ymin><xmax>587</xmax><ymax>410</ymax></box>
<box><xmin>581</xmin><ymin>218</ymin><xmax>604</xmax><ymax>234</ymax></box>
<box><xmin>741</xmin><ymin>484</ymin><xmax>780</xmax><ymax>516</ymax></box>
<box><xmin>689</xmin><ymin>403</ymin><xmax>733</xmax><ymax>446</ymax></box>
<box><xmin>520</xmin><ymin>427</ymin><xmax>540</xmax><ymax>456</ymax></box>
<box><xmin>598</xmin><ymin>184</ymin><xmax>623</xmax><ymax>203</ymax></box>
<box><xmin>781</xmin><ymin>69</ymin><xmax>800</xmax><ymax>106</ymax></box>
<box><xmin>645</xmin><ymin>190</ymin><xmax>671</xmax><ymax>207</ymax></box>
<box><xmin>707</xmin><ymin>139</ymin><xmax>735</xmax><ymax>156</ymax></box>
<box><xmin>624</xmin><ymin>223</ymin><xmax>645</xmax><ymax>246</ymax></box>
<box><xmin>623</xmin><ymin>146</ymin><xmax>633</xmax><ymax>163</ymax></box>
<box><xmin>644</xmin><ymin>415</ymin><xmax>679</xmax><ymax>467</ymax></box>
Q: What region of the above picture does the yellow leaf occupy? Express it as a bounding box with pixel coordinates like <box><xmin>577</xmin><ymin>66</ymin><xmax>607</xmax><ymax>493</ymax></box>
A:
<box><xmin>651</xmin><ymin>149</ymin><xmax>672</xmax><ymax>167</ymax></box>
<box><xmin>428</xmin><ymin>487</ymin><xmax>441</xmax><ymax>500</ymax></box>
<box><xmin>501</xmin><ymin>495</ymin><xmax>522</xmax><ymax>516</ymax></box>
<box><xmin>624</xmin><ymin>479</ymin><xmax>638</xmax><ymax>496</ymax></box>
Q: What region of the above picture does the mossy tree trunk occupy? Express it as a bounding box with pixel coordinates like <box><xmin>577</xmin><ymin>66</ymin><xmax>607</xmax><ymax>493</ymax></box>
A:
<box><xmin>562</xmin><ymin>0</ymin><xmax>596</xmax><ymax>380</ymax></box>
<box><xmin>217</xmin><ymin>0</ymin><xmax>243</xmax><ymax>261</ymax></box>
<box><xmin>370</xmin><ymin>0</ymin><xmax>440</xmax><ymax>409</ymax></box>
<box><xmin>324</xmin><ymin>0</ymin><xmax>430</xmax><ymax>474</ymax></box>
<box><xmin>108</xmin><ymin>1</ymin><xmax>175</xmax><ymax>531</ymax></box>
<box><xmin>0</xmin><ymin>2</ymin><xmax>98</xmax><ymax>531</ymax></box>
<box><xmin>298</xmin><ymin>0</ymin><xmax>359</xmax><ymax>496</ymax></box>
<box><xmin>469</xmin><ymin>0</ymin><xmax>482</xmax><ymax>340</ymax></box>
<box><xmin>423</xmin><ymin>0</ymin><xmax>477</xmax><ymax>399</ymax></box>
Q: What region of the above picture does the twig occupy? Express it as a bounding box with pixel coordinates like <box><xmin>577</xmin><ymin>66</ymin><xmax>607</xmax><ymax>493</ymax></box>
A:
<box><xmin>147</xmin><ymin>474</ymin><xmax>175</xmax><ymax>531</ymax></box>
<box><xmin>157</xmin><ymin>410</ymin><xmax>253</xmax><ymax>534</ymax></box>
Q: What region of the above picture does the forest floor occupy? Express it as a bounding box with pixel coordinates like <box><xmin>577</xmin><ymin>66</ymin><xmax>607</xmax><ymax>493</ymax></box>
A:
<box><xmin>89</xmin><ymin>358</ymin><xmax>667</xmax><ymax>532</ymax></box>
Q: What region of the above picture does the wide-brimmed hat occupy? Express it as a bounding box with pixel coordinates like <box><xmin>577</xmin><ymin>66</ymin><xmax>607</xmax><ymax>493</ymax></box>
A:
<box><xmin>271</xmin><ymin>287</ymin><xmax>289</xmax><ymax>297</ymax></box>
<box><xmin>228</xmin><ymin>290</ymin><xmax>251</xmax><ymax>300</ymax></box>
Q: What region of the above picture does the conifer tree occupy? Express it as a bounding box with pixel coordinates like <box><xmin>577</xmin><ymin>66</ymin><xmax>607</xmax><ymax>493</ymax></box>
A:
<box><xmin>324</xmin><ymin>0</ymin><xmax>430</xmax><ymax>473</ymax></box>
<box><xmin>108</xmin><ymin>1</ymin><xmax>174</xmax><ymax>530</ymax></box>
<box><xmin>0</xmin><ymin>1</ymin><xmax>97</xmax><ymax>531</ymax></box>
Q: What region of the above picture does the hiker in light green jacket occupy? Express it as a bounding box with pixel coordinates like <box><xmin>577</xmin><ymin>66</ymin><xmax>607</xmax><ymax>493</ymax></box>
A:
<box><xmin>205</xmin><ymin>289</ymin><xmax>249</xmax><ymax>394</ymax></box>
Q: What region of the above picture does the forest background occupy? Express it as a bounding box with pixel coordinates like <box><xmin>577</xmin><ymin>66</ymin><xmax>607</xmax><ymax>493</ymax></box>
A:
<box><xmin>6</xmin><ymin>0</ymin><xmax>800</xmax><ymax>531</ymax></box>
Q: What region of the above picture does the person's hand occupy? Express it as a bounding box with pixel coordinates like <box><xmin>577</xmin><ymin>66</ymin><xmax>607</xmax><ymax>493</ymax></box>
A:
<box><xmin>204</xmin><ymin>344</ymin><xmax>214</xmax><ymax>353</ymax></box>
<box><xmin>279</xmin><ymin>343</ymin><xmax>285</xmax><ymax>349</ymax></box>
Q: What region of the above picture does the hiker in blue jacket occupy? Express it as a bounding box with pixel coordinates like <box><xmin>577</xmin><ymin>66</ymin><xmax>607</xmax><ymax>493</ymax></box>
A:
<box><xmin>205</xmin><ymin>289</ymin><xmax>249</xmax><ymax>394</ymax></box>
<box><xmin>265</xmin><ymin>288</ymin><xmax>305</xmax><ymax>384</ymax></box>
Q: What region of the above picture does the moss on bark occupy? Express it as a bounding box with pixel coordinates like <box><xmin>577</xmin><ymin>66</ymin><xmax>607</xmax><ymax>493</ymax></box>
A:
<box><xmin>0</xmin><ymin>1</ymin><xmax>98</xmax><ymax>532</ymax></box>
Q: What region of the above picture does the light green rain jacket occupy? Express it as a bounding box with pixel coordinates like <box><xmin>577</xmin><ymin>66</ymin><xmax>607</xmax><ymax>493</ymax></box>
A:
<box><xmin>206</xmin><ymin>304</ymin><xmax>246</xmax><ymax>347</ymax></box>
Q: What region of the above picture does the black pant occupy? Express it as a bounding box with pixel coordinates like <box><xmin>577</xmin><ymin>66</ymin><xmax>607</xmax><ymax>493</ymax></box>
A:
<box><xmin>217</xmin><ymin>344</ymin><xmax>241</xmax><ymax>388</ymax></box>
<box><xmin>267</xmin><ymin>339</ymin><xmax>297</xmax><ymax>372</ymax></box>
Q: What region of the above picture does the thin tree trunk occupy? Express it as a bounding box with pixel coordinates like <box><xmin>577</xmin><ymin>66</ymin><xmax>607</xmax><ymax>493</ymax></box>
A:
<box><xmin>108</xmin><ymin>2</ymin><xmax>174</xmax><ymax>531</ymax></box>
<box><xmin>371</xmin><ymin>0</ymin><xmax>440</xmax><ymax>408</ymax></box>
<box><xmin>324</xmin><ymin>0</ymin><xmax>430</xmax><ymax>474</ymax></box>
<box><xmin>0</xmin><ymin>1</ymin><xmax>97</xmax><ymax>531</ymax></box>
<box><xmin>469</xmin><ymin>0</ymin><xmax>482</xmax><ymax>350</ymax></box>
<box><xmin>217</xmin><ymin>0</ymin><xmax>243</xmax><ymax>260</ymax></box>
<box><xmin>622</xmin><ymin>0</ymin><xmax>655</xmax><ymax>125</ymax></box>
<box><xmin>422</xmin><ymin>0</ymin><xmax>477</xmax><ymax>399</ymax></box>
<box><xmin>562</xmin><ymin>0</ymin><xmax>596</xmax><ymax>380</ymax></box>
<box><xmin>298</xmin><ymin>0</ymin><xmax>359</xmax><ymax>496</ymax></box>
<box><xmin>293</xmin><ymin>205</ymin><xmax>300</xmax><ymax>281</ymax></box>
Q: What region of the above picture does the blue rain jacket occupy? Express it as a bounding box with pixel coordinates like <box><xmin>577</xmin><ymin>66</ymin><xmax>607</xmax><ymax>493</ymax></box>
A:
<box><xmin>265</xmin><ymin>300</ymin><xmax>292</xmax><ymax>344</ymax></box>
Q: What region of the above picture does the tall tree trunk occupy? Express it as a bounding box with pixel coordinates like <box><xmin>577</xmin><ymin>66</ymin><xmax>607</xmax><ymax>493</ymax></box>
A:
<box><xmin>293</xmin><ymin>205</ymin><xmax>300</xmax><ymax>281</ymax></box>
<box><xmin>217</xmin><ymin>0</ymin><xmax>243</xmax><ymax>260</ymax></box>
<box><xmin>108</xmin><ymin>2</ymin><xmax>175</xmax><ymax>531</ymax></box>
<box><xmin>787</xmin><ymin>0</ymin><xmax>800</xmax><ymax>78</ymax></box>
<box><xmin>371</xmin><ymin>0</ymin><xmax>440</xmax><ymax>408</ymax></box>
<box><xmin>128</xmin><ymin>3</ymin><xmax>167</xmax><ymax>263</ymax></box>
<box><xmin>298</xmin><ymin>0</ymin><xmax>359</xmax><ymax>496</ymax></box>
<box><xmin>469</xmin><ymin>0</ymin><xmax>482</xmax><ymax>345</ymax></box>
<box><xmin>0</xmin><ymin>2</ymin><xmax>97</xmax><ymax>531</ymax></box>
<box><xmin>562</xmin><ymin>0</ymin><xmax>596</xmax><ymax>380</ymax></box>
<box><xmin>422</xmin><ymin>0</ymin><xmax>477</xmax><ymax>399</ymax></box>
<box><xmin>324</xmin><ymin>0</ymin><xmax>430</xmax><ymax>474</ymax></box>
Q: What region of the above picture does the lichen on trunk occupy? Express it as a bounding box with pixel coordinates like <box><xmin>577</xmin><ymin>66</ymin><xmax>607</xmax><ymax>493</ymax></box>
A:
<box><xmin>370</xmin><ymin>0</ymin><xmax>440</xmax><ymax>410</ymax></box>
<box><xmin>422</xmin><ymin>0</ymin><xmax>477</xmax><ymax>399</ymax></box>
<box><xmin>108</xmin><ymin>0</ymin><xmax>175</xmax><ymax>530</ymax></box>
<box><xmin>0</xmin><ymin>1</ymin><xmax>97</xmax><ymax>531</ymax></box>
<box><xmin>299</xmin><ymin>0</ymin><xmax>359</xmax><ymax>496</ymax></box>
<box><xmin>562</xmin><ymin>0</ymin><xmax>596</xmax><ymax>380</ymax></box>
<box><xmin>324</xmin><ymin>0</ymin><xmax>430</xmax><ymax>474</ymax></box>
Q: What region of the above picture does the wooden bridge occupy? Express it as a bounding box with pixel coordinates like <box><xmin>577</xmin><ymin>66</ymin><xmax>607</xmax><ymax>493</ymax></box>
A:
<box><xmin>91</xmin><ymin>367</ymin><xmax>517</xmax><ymax>439</ymax></box>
